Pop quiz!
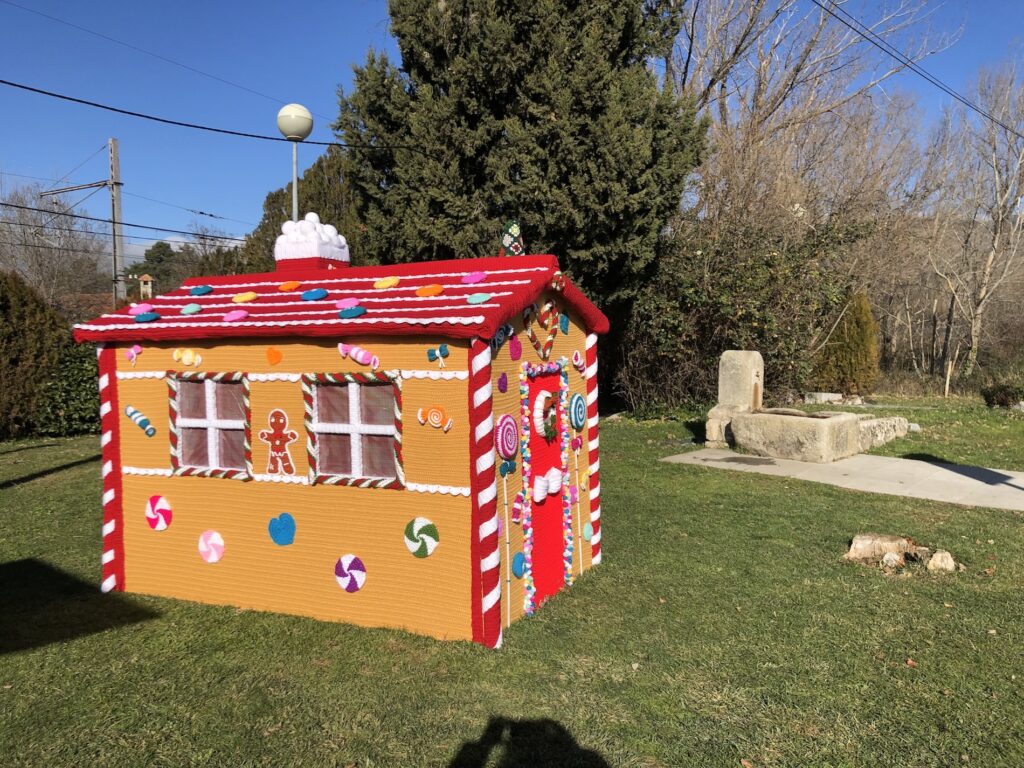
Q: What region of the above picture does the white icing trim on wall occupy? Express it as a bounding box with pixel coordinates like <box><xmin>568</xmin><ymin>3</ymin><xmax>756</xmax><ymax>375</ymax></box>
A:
<box><xmin>405</xmin><ymin>482</ymin><xmax>471</xmax><ymax>496</ymax></box>
<box><xmin>397</xmin><ymin>369</ymin><xmax>469</xmax><ymax>380</ymax></box>
<box><xmin>123</xmin><ymin>465</ymin><xmax>469</xmax><ymax>495</ymax></box>
<box><xmin>117</xmin><ymin>370</ymin><xmax>166</xmax><ymax>380</ymax></box>
<box><xmin>77</xmin><ymin>315</ymin><xmax>487</xmax><ymax>331</ymax></box>
<box><xmin>247</xmin><ymin>373</ymin><xmax>303</xmax><ymax>382</ymax></box>
<box><xmin>251</xmin><ymin>473</ymin><xmax>309</xmax><ymax>484</ymax></box>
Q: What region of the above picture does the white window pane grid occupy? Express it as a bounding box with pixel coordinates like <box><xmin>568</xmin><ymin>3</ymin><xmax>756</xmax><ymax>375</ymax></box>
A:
<box><xmin>177</xmin><ymin>379</ymin><xmax>246</xmax><ymax>470</ymax></box>
<box><xmin>312</xmin><ymin>382</ymin><xmax>397</xmax><ymax>479</ymax></box>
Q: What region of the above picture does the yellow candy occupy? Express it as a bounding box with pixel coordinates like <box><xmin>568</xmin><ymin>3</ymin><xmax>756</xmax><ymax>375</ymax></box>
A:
<box><xmin>373</xmin><ymin>276</ymin><xmax>400</xmax><ymax>289</ymax></box>
<box><xmin>233</xmin><ymin>291</ymin><xmax>259</xmax><ymax>303</ymax></box>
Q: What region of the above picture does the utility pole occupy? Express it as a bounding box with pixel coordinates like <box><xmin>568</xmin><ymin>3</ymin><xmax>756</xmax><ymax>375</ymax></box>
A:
<box><xmin>41</xmin><ymin>137</ymin><xmax>125</xmax><ymax>309</ymax></box>
<box><xmin>108</xmin><ymin>138</ymin><xmax>125</xmax><ymax>305</ymax></box>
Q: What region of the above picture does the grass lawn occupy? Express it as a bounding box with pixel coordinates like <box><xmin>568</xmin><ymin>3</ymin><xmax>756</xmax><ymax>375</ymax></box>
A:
<box><xmin>803</xmin><ymin>395</ymin><xmax>1024</xmax><ymax>472</ymax></box>
<box><xmin>2</xmin><ymin>413</ymin><xmax>1023</xmax><ymax>767</ymax></box>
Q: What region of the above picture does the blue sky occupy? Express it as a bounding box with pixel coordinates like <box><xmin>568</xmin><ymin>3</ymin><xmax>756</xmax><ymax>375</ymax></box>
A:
<box><xmin>0</xmin><ymin>0</ymin><xmax>1020</xmax><ymax>263</ymax></box>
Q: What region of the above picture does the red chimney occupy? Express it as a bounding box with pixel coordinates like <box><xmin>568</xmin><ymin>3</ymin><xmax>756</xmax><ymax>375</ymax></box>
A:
<box><xmin>274</xmin><ymin>212</ymin><xmax>350</xmax><ymax>272</ymax></box>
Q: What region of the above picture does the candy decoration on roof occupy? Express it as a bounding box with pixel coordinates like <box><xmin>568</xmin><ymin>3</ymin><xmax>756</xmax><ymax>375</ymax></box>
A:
<box><xmin>338</xmin><ymin>342</ymin><xmax>380</xmax><ymax>370</ymax></box>
<box><xmin>338</xmin><ymin>306</ymin><xmax>366</xmax><ymax>319</ymax></box>
<box><xmin>133</xmin><ymin>312</ymin><xmax>160</xmax><ymax>323</ymax></box>
<box><xmin>189</xmin><ymin>284</ymin><xmax>213</xmax><ymax>296</ymax></box>
<box><xmin>301</xmin><ymin>288</ymin><xmax>328</xmax><ymax>301</ymax></box>
<box><xmin>181</xmin><ymin>303</ymin><xmax>202</xmax><ymax>315</ymax></box>
<box><xmin>498</xmin><ymin>220</ymin><xmax>525</xmax><ymax>258</ymax></box>
<box><xmin>462</xmin><ymin>271</ymin><xmax>487</xmax><ymax>284</ymax></box>
<box><xmin>278</xmin><ymin>280</ymin><xmax>301</xmax><ymax>292</ymax></box>
<box><xmin>233</xmin><ymin>291</ymin><xmax>258</xmax><ymax>303</ymax></box>
<box><xmin>223</xmin><ymin>309</ymin><xmax>248</xmax><ymax>322</ymax></box>
<box><xmin>125</xmin><ymin>405</ymin><xmax>156</xmax><ymax>437</ymax></box>
<box><xmin>374</xmin><ymin>276</ymin><xmax>400</xmax><ymax>289</ymax></box>
<box><xmin>416</xmin><ymin>283</ymin><xmax>444</xmax><ymax>297</ymax></box>
<box><xmin>336</xmin><ymin>298</ymin><xmax>360</xmax><ymax>309</ymax></box>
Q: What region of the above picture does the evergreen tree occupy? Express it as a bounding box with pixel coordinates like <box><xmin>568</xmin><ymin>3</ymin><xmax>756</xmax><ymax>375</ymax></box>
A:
<box><xmin>811</xmin><ymin>291</ymin><xmax>880</xmax><ymax>395</ymax></box>
<box><xmin>0</xmin><ymin>271</ymin><xmax>68</xmax><ymax>438</ymax></box>
<box><xmin>336</xmin><ymin>0</ymin><xmax>706</xmax><ymax>329</ymax></box>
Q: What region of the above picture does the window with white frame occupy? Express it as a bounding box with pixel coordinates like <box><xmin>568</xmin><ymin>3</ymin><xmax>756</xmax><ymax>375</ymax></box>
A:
<box><xmin>175</xmin><ymin>378</ymin><xmax>247</xmax><ymax>470</ymax></box>
<box><xmin>311</xmin><ymin>381</ymin><xmax>398</xmax><ymax>480</ymax></box>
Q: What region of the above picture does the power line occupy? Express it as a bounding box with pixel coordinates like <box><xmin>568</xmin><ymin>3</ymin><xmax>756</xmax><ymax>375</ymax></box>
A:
<box><xmin>810</xmin><ymin>0</ymin><xmax>1024</xmax><ymax>142</ymax></box>
<box><xmin>1</xmin><ymin>169</ymin><xmax>255</xmax><ymax>226</ymax></box>
<box><xmin>0</xmin><ymin>78</ymin><xmax>422</xmax><ymax>151</ymax></box>
<box><xmin>0</xmin><ymin>0</ymin><xmax>334</xmax><ymax>123</ymax></box>
<box><xmin>43</xmin><ymin>143</ymin><xmax>107</xmax><ymax>192</ymax></box>
<box><xmin>0</xmin><ymin>218</ymin><xmax>236</xmax><ymax>247</ymax></box>
<box><xmin>121</xmin><ymin>191</ymin><xmax>255</xmax><ymax>226</ymax></box>
<box><xmin>0</xmin><ymin>201</ymin><xmax>247</xmax><ymax>242</ymax></box>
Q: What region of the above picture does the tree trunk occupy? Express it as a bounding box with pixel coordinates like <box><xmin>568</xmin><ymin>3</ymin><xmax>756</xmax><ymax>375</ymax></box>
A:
<box><xmin>940</xmin><ymin>292</ymin><xmax>955</xmax><ymax>374</ymax></box>
<box><xmin>961</xmin><ymin>311</ymin><xmax>983</xmax><ymax>379</ymax></box>
<box><xmin>929</xmin><ymin>298</ymin><xmax>938</xmax><ymax>376</ymax></box>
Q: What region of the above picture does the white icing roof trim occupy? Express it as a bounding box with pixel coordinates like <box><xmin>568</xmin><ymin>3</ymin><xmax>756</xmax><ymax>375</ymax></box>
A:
<box><xmin>274</xmin><ymin>212</ymin><xmax>350</xmax><ymax>263</ymax></box>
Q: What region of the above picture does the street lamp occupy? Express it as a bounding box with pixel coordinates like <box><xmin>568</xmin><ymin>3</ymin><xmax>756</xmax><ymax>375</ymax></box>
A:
<box><xmin>276</xmin><ymin>103</ymin><xmax>314</xmax><ymax>222</ymax></box>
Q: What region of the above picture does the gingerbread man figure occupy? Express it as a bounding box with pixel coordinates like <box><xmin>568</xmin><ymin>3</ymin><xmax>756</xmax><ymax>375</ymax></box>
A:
<box><xmin>258</xmin><ymin>409</ymin><xmax>297</xmax><ymax>475</ymax></box>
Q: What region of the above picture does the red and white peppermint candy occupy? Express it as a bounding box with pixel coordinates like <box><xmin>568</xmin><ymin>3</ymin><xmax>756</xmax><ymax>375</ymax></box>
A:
<box><xmin>145</xmin><ymin>494</ymin><xmax>172</xmax><ymax>531</ymax></box>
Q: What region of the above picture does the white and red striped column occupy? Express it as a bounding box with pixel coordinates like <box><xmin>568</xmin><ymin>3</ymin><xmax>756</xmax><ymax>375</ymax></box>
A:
<box><xmin>585</xmin><ymin>333</ymin><xmax>602</xmax><ymax>565</ymax></box>
<box><xmin>468</xmin><ymin>338</ymin><xmax>502</xmax><ymax>648</ymax></box>
<box><xmin>97</xmin><ymin>344</ymin><xmax>126</xmax><ymax>592</ymax></box>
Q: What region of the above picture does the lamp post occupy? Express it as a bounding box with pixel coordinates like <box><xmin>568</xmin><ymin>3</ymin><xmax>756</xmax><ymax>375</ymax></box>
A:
<box><xmin>276</xmin><ymin>103</ymin><xmax>314</xmax><ymax>222</ymax></box>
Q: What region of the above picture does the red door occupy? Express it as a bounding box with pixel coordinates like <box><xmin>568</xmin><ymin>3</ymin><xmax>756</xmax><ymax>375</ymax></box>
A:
<box><xmin>527</xmin><ymin>373</ymin><xmax>566</xmax><ymax>605</ymax></box>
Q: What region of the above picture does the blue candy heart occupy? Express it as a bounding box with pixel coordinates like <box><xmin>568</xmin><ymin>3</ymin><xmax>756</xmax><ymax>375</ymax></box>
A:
<box><xmin>268</xmin><ymin>512</ymin><xmax>296</xmax><ymax>546</ymax></box>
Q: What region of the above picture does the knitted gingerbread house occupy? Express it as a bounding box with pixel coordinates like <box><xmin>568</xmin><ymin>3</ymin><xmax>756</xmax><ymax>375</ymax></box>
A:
<box><xmin>73</xmin><ymin>214</ymin><xmax>608</xmax><ymax>648</ymax></box>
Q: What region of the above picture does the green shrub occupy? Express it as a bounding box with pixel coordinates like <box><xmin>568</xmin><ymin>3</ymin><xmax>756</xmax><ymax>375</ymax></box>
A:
<box><xmin>980</xmin><ymin>380</ymin><xmax>1024</xmax><ymax>408</ymax></box>
<box><xmin>0</xmin><ymin>271</ymin><xmax>67</xmax><ymax>439</ymax></box>
<box><xmin>35</xmin><ymin>340</ymin><xmax>99</xmax><ymax>436</ymax></box>
<box><xmin>811</xmin><ymin>291</ymin><xmax>880</xmax><ymax>395</ymax></box>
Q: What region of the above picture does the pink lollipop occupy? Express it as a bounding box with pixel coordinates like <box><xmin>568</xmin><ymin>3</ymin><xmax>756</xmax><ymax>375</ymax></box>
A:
<box><xmin>198</xmin><ymin>530</ymin><xmax>224</xmax><ymax>563</ymax></box>
<box><xmin>495</xmin><ymin>414</ymin><xmax>519</xmax><ymax>460</ymax></box>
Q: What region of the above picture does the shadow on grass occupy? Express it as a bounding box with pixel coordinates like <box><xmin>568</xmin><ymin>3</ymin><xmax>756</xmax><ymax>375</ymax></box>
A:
<box><xmin>684</xmin><ymin>419</ymin><xmax>707</xmax><ymax>444</ymax></box>
<box><xmin>0</xmin><ymin>442</ymin><xmax>59</xmax><ymax>455</ymax></box>
<box><xmin>901</xmin><ymin>452</ymin><xmax>1024</xmax><ymax>491</ymax></box>
<box><xmin>0</xmin><ymin>559</ymin><xmax>158</xmax><ymax>655</ymax></box>
<box><xmin>0</xmin><ymin>454</ymin><xmax>100</xmax><ymax>490</ymax></box>
<box><xmin>449</xmin><ymin>717</ymin><xmax>609</xmax><ymax>767</ymax></box>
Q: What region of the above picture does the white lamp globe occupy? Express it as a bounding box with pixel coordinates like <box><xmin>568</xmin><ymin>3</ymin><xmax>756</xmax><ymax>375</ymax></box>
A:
<box><xmin>277</xmin><ymin>103</ymin><xmax>313</xmax><ymax>141</ymax></box>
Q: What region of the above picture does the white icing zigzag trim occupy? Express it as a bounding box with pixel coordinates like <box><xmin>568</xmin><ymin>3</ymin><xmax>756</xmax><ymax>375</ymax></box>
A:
<box><xmin>117</xmin><ymin>371</ymin><xmax>166</xmax><ymax>380</ymax></box>
<box><xmin>76</xmin><ymin>315</ymin><xmax>487</xmax><ymax>332</ymax></box>
<box><xmin>398</xmin><ymin>369</ymin><xmax>468</xmax><ymax>380</ymax></box>
<box><xmin>141</xmin><ymin>288</ymin><xmax>519</xmax><ymax>309</ymax></box>
<box><xmin>123</xmin><ymin>466</ymin><xmax>173</xmax><ymax>476</ymax></box>
<box><xmin>95</xmin><ymin>302</ymin><xmax>502</xmax><ymax>321</ymax></box>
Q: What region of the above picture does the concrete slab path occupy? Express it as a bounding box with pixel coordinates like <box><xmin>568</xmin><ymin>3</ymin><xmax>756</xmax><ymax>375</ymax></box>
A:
<box><xmin>662</xmin><ymin>448</ymin><xmax>1024</xmax><ymax>511</ymax></box>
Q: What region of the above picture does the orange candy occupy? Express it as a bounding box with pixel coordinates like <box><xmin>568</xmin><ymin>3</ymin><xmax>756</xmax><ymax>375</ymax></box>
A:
<box><xmin>415</xmin><ymin>283</ymin><xmax>444</xmax><ymax>297</ymax></box>
<box><xmin>278</xmin><ymin>280</ymin><xmax>301</xmax><ymax>292</ymax></box>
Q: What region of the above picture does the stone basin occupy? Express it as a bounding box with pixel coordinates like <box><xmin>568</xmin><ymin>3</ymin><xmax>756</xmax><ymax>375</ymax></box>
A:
<box><xmin>729</xmin><ymin>409</ymin><xmax>864</xmax><ymax>463</ymax></box>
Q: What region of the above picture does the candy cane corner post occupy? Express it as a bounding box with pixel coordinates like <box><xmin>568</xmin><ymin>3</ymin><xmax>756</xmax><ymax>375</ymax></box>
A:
<box><xmin>585</xmin><ymin>333</ymin><xmax>602</xmax><ymax>566</ymax></box>
<box><xmin>97</xmin><ymin>344</ymin><xmax>126</xmax><ymax>593</ymax></box>
<box><xmin>469</xmin><ymin>337</ymin><xmax>502</xmax><ymax>649</ymax></box>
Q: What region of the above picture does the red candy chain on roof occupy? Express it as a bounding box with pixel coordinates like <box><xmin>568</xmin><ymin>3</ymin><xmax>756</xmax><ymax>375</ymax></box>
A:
<box><xmin>72</xmin><ymin>255</ymin><xmax>610</xmax><ymax>343</ymax></box>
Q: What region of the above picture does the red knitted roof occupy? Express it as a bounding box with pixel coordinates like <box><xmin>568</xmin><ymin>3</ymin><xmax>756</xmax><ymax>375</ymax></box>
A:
<box><xmin>73</xmin><ymin>254</ymin><xmax>609</xmax><ymax>344</ymax></box>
